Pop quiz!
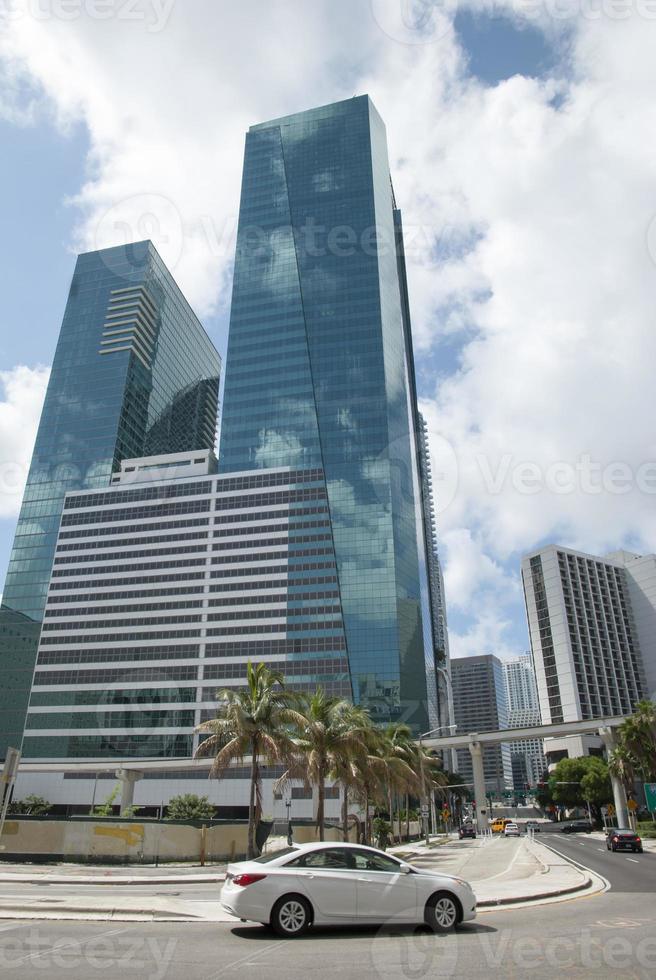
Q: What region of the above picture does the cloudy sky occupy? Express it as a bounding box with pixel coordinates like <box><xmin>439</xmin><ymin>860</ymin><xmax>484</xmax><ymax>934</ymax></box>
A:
<box><xmin>1</xmin><ymin>0</ymin><xmax>655</xmax><ymax>661</ymax></box>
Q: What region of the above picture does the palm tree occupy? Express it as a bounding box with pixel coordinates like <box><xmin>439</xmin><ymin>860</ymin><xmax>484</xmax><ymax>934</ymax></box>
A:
<box><xmin>328</xmin><ymin>704</ymin><xmax>375</xmax><ymax>842</ymax></box>
<box><xmin>616</xmin><ymin>700</ymin><xmax>656</xmax><ymax>781</ymax></box>
<box><xmin>608</xmin><ymin>744</ymin><xmax>637</xmax><ymax>794</ymax></box>
<box><xmin>194</xmin><ymin>661</ymin><xmax>301</xmax><ymax>858</ymax></box>
<box><xmin>375</xmin><ymin>723</ymin><xmax>417</xmax><ymax>843</ymax></box>
<box><xmin>277</xmin><ymin>689</ymin><xmax>367</xmax><ymax>841</ymax></box>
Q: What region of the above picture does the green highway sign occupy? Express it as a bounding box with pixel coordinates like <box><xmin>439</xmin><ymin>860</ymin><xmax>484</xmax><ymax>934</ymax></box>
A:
<box><xmin>644</xmin><ymin>783</ymin><xmax>656</xmax><ymax>812</ymax></box>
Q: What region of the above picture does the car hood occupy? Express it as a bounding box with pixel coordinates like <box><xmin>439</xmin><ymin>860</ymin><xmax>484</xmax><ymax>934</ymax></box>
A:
<box><xmin>408</xmin><ymin>867</ymin><xmax>471</xmax><ymax>885</ymax></box>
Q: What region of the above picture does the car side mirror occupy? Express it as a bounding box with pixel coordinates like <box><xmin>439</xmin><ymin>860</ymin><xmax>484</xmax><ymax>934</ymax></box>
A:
<box><xmin>399</xmin><ymin>863</ymin><xmax>412</xmax><ymax>874</ymax></box>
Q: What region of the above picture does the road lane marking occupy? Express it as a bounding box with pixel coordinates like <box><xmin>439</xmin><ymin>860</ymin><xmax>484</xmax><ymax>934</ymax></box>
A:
<box><xmin>597</xmin><ymin>848</ymin><xmax>604</xmax><ymax>851</ymax></box>
<box><xmin>206</xmin><ymin>937</ymin><xmax>286</xmax><ymax>979</ymax></box>
<box><xmin>626</xmin><ymin>858</ymin><xmax>640</xmax><ymax>863</ymax></box>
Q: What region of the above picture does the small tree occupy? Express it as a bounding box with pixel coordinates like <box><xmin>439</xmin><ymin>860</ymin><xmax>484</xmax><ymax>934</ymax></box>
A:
<box><xmin>92</xmin><ymin>783</ymin><xmax>120</xmax><ymax>817</ymax></box>
<box><xmin>551</xmin><ymin>757</ymin><xmax>611</xmax><ymax>814</ymax></box>
<box><xmin>7</xmin><ymin>795</ymin><xmax>51</xmax><ymax>816</ymax></box>
<box><xmin>166</xmin><ymin>794</ymin><xmax>215</xmax><ymax>821</ymax></box>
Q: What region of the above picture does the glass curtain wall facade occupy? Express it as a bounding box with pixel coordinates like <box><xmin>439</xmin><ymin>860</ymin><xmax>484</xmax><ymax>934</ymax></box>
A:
<box><xmin>219</xmin><ymin>96</ymin><xmax>438</xmax><ymax>731</ymax></box>
<box><xmin>0</xmin><ymin>242</ymin><xmax>221</xmax><ymax>759</ymax></box>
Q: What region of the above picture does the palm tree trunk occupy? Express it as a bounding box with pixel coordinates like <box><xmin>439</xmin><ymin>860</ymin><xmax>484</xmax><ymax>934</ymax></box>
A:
<box><xmin>387</xmin><ymin>785</ymin><xmax>394</xmax><ymax>842</ymax></box>
<box><xmin>342</xmin><ymin>782</ymin><xmax>348</xmax><ymax>842</ymax></box>
<box><xmin>363</xmin><ymin>789</ymin><xmax>370</xmax><ymax>844</ymax></box>
<box><xmin>405</xmin><ymin>792</ymin><xmax>410</xmax><ymax>842</ymax></box>
<box><xmin>248</xmin><ymin>747</ymin><xmax>258</xmax><ymax>859</ymax></box>
<box><xmin>318</xmin><ymin>770</ymin><xmax>325</xmax><ymax>842</ymax></box>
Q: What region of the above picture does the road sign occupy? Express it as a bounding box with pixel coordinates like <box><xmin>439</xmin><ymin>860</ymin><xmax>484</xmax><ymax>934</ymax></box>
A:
<box><xmin>442</xmin><ymin>809</ymin><xmax>450</xmax><ymax>819</ymax></box>
<box><xmin>421</xmin><ymin>804</ymin><xmax>430</xmax><ymax>817</ymax></box>
<box><xmin>607</xmin><ymin>803</ymin><xmax>615</xmax><ymax>817</ymax></box>
<box><xmin>627</xmin><ymin>799</ymin><xmax>638</xmax><ymax>811</ymax></box>
<box><xmin>644</xmin><ymin>783</ymin><xmax>656</xmax><ymax>811</ymax></box>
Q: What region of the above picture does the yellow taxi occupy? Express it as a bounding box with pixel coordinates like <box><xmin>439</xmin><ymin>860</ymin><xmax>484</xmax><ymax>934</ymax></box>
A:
<box><xmin>490</xmin><ymin>817</ymin><xmax>513</xmax><ymax>833</ymax></box>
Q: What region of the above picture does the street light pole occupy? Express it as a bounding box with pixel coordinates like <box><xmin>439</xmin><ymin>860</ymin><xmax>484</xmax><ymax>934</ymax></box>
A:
<box><xmin>418</xmin><ymin>724</ymin><xmax>459</xmax><ymax>843</ymax></box>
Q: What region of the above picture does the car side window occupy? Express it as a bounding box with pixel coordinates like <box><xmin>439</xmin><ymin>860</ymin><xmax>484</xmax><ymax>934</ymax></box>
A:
<box><xmin>351</xmin><ymin>850</ymin><xmax>402</xmax><ymax>873</ymax></box>
<box><xmin>286</xmin><ymin>848</ymin><xmax>354</xmax><ymax>870</ymax></box>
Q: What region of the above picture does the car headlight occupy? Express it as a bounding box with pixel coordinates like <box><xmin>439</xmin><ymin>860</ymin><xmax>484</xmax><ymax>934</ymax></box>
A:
<box><xmin>451</xmin><ymin>877</ymin><xmax>470</xmax><ymax>889</ymax></box>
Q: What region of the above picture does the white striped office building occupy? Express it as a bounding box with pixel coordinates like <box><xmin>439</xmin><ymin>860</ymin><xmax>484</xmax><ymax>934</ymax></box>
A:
<box><xmin>17</xmin><ymin>452</ymin><xmax>350</xmax><ymax>813</ymax></box>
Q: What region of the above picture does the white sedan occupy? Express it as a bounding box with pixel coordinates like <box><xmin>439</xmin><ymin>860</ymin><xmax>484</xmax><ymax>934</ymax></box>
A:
<box><xmin>221</xmin><ymin>841</ymin><xmax>476</xmax><ymax>937</ymax></box>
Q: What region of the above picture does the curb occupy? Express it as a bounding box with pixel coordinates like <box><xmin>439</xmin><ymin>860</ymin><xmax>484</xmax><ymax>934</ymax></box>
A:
<box><xmin>475</xmin><ymin>876</ymin><xmax>592</xmax><ymax>908</ymax></box>
<box><xmin>0</xmin><ymin>905</ymin><xmax>200</xmax><ymax>921</ymax></box>
<box><xmin>0</xmin><ymin>873</ymin><xmax>225</xmax><ymax>886</ymax></box>
<box><xmin>534</xmin><ymin>838</ymin><xmax>611</xmax><ymax>895</ymax></box>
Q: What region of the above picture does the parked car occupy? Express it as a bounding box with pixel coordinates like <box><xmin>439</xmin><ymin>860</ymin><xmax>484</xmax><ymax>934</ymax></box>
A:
<box><xmin>503</xmin><ymin>822</ymin><xmax>520</xmax><ymax>837</ymax></box>
<box><xmin>220</xmin><ymin>841</ymin><xmax>477</xmax><ymax>937</ymax></box>
<box><xmin>525</xmin><ymin>820</ymin><xmax>540</xmax><ymax>833</ymax></box>
<box><xmin>606</xmin><ymin>828</ymin><xmax>643</xmax><ymax>853</ymax></box>
<box><xmin>459</xmin><ymin>824</ymin><xmax>476</xmax><ymax>839</ymax></box>
<box><xmin>561</xmin><ymin>820</ymin><xmax>594</xmax><ymax>834</ymax></box>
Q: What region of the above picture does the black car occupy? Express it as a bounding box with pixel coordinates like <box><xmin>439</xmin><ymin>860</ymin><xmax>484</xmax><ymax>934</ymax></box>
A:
<box><xmin>561</xmin><ymin>820</ymin><xmax>594</xmax><ymax>834</ymax></box>
<box><xmin>459</xmin><ymin>824</ymin><xmax>476</xmax><ymax>839</ymax></box>
<box><xmin>606</xmin><ymin>828</ymin><xmax>643</xmax><ymax>853</ymax></box>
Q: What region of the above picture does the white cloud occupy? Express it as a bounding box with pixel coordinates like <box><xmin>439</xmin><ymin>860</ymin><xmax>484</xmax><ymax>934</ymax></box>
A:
<box><xmin>0</xmin><ymin>365</ymin><xmax>50</xmax><ymax>518</ymax></box>
<box><xmin>2</xmin><ymin>1</ymin><xmax>656</xmax><ymax>659</ymax></box>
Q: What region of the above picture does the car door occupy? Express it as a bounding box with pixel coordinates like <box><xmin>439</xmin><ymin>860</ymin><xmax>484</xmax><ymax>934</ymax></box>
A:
<box><xmin>351</xmin><ymin>849</ymin><xmax>418</xmax><ymax>922</ymax></box>
<box><xmin>284</xmin><ymin>847</ymin><xmax>357</xmax><ymax>920</ymax></box>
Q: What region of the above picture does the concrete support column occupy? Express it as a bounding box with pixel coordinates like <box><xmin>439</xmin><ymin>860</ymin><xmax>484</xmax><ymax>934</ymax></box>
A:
<box><xmin>598</xmin><ymin>727</ymin><xmax>629</xmax><ymax>828</ymax></box>
<box><xmin>115</xmin><ymin>768</ymin><xmax>143</xmax><ymax>816</ymax></box>
<box><xmin>468</xmin><ymin>738</ymin><xmax>488</xmax><ymax>834</ymax></box>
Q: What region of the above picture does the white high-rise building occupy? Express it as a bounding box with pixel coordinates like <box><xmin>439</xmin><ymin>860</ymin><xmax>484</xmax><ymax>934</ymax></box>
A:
<box><xmin>503</xmin><ymin>655</ymin><xmax>546</xmax><ymax>788</ymax></box>
<box><xmin>521</xmin><ymin>545</ymin><xmax>651</xmax><ymax>764</ymax></box>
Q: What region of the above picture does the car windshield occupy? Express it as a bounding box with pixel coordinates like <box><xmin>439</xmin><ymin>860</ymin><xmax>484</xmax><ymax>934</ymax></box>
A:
<box><xmin>252</xmin><ymin>846</ymin><xmax>299</xmax><ymax>864</ymax></box>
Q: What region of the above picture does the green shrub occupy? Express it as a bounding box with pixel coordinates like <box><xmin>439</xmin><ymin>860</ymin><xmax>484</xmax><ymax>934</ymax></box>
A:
<box><xmin>637</xmin><ymin>821</ymin><xmax>656</xmax><ymax>838</ymax></box>
<box><xmin>7</xmin><ymin>795</ymin><xmax>51</xmax><ymax>816</ymax></box>
<box><xmin>165</xmin><ymin>794</ymin><xmax>215</xmax><ymax>821</ymax></box>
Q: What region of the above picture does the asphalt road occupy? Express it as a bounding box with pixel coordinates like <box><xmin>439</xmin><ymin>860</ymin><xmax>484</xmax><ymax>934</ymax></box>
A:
<box><xmin>1</xmin><ymin>840</ymin><xmax>655</xmax><ymax>980</ymax></box>
<box><xmin>540</xmin><ymin>833</ymin><xmax>656</xmax><ymax>892</ymax></box>
<box><xmin>1</xmin><ymin>888</ymin><xmax>655</xmax><ymax>980</ymax></box>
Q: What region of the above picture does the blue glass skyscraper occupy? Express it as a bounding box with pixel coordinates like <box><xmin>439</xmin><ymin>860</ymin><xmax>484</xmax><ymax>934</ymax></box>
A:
<box><xmin>219</xmin><ymin>96</ymin><xmax>439</xmax><ymax>731</ymax></box>
<box><xmin>0</xmin><ymin>241</ymin><xmax>221</xmax><ymax>759</ymax></box>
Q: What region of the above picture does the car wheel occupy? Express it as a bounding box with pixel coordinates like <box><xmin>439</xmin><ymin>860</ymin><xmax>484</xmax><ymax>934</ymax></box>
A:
<box><xmin>425</xmin><ymin>892</ymin><xmax>461</xmax><ymax>933</ymax></box>
<box><xmin>611</xmin><ymin>844</ymin><xmax>617</xmax><ymax>852</ymax></box>
<box><xmin>270</xmin><ymin>895</ymin><xmax>312</xmax><ymax>938</ymax></box>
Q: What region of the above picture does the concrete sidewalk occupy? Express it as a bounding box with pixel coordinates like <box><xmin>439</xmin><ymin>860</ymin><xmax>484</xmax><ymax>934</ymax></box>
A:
<box><xmin>0</xmin><ymin>834</ymin><xmax>603</xmax><ymax>921</ymax></box>
<box><xmin>0</xmin><ymin>864</ymin><xmax>226</xmax><ymax>886</ymax></box>
<box><xmin>391</xmin><ymin>833</ymin><xmax>602</xmax><ymax>908</ymax></box>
